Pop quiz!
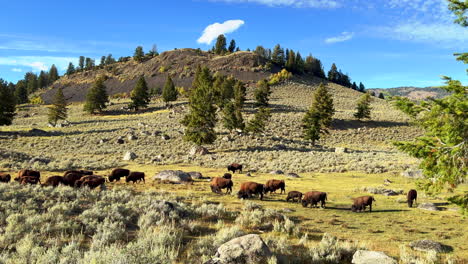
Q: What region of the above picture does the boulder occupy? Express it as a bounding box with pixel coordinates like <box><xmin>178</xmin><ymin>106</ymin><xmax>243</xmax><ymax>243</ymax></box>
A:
<box><xmin>188</xmin><ymin>171</ymin><xmax>203</xmax><ymax>179</ymax></box>
<box><xmin>116</xmin><ymin>138</ymin><xmax>125</xmax><ymax>144</ymax></box>
<box><xmin>401</xmin><ymin>169</ymin><xmax>424</xmax><ymax>179</ymax></box>
<box><xmin>153</xmin><ymin>170</ymin><xmax>193</xmax><ymax>183</ymax></box>
<box><xmin>189</xmin><ymin>146</ymin><xmax>209</xmax><ymax>156</ymax></box>
<box><xmin>410</xmin><ymin>240</ymin><xmax>450</xmax><ymax>253</ymax></box>
<box><xmin>286</xmin><ymin>173</ymin><xmax>300</xmax><ymax>178</ymax></box>
<box><xmin>206</xmin><ymin>234</ymin><xmax>272</xmax><ymax>264</ymax></box>
<box><xmin>352</xmin><ymin>250</ymin><xmax>396</xmax><ymax>264</ymax></box>
<box><xmin>270</xmin><ymin>170</ymin><xmax>284</xmax><ymax>175</ymax></box>
<box><xmin>335</xmin><ymin>147</ymin><xmax>348</xmax><ymax>154</ymax></box>
<box><xmin>28</xmin><ymin>157</ymin><xmax>50</xmax><ymax>165</ymax></box>
<box><xmin>161</xmin><ymin>134</ymin><xmax>170</xmax><ymax>140</ymax></box>
<box><xmin>418</xmin><ymin>203</ymin><xmax>441</xmax><ymax>211</ymax></box>
<box><xmin>123</xmin><ymin>152</ymin><xmax>137</xmax><ymax>161</ymax></box>
<box><xmin>127</xmin><ymin>134</ymin><xmax>137</xmax><ymax>141</ymax></box>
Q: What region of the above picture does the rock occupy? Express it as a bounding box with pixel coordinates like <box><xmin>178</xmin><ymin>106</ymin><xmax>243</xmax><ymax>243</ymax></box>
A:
<box><xmin>410</xmin><ymin>240</ymin><xmax>450</xmax><ymax>253</ymax></box>
<box><xmin>383</xmin><ymin>190</ymin><xmax>399</xmax><ymax>196</ymax></box>
<box><xmin>245</xmin><ymin>172</ymin><xmax>252</xmax><ymax>177</ymax></box>
<box><xmin>127</xmin><ymin>134</ymin><xmax>137</xmax><ymax>141</ymax></box>
<box><xmin>123</xmin><ymin>152</ymin><xmax>137</xmax><ymax>161</ymax></box>
<box><xmin>161</xmin><ymin>134</ymin><xmax>170</xmax><ymax>140</ymax></box>
<box><xmin>401</xmin><ymin>169</ymin><xmax>424</xmax><ymax>179</ymax></box>
<box><xmin>99</xmin><ymin>139</ymin><xmax>108</xmax><ymax>144</ymax></box>
<box><xmin>55</xmin><ymin>123</ymin><xmax>64</xmax><ymax>128</ymax></box>
<box><xmin>189</xmin><ymin>146</ymin><xmax>209</xmax><ymax>156</ymax></box>
<box><xmin>137</xmin><ymin>122</ymin><xmax>146</xmax><ymax>127</ymax></box>
<box><xmin>29</xmin><ymin>157</ymin><xmax>50</xmax><ymax>164</ymax></box>
<box><xmin>335</xmin><ymin>147</ymin><xmax>348</xmax><ymax>154</ymax></box>
<box><xmin>116</xmin><ymin>138</ymin><xmax>125</xmax><ymax>144</ymax></box>
<box><xmin>361</xmin><ymin>187</ymin><xmax>403</xmax><ymax>195</ymax></box>
<box><xmin>352</xmin><ymin>250</ymin><xmax>396</xmax><ymax>264</ymax></box>
<box><xmin>206</xmin><ymin>234</ymin><xmax>272</xmax><ymax>264</ymax></box>
<box><xmin>270</xmin><ymin>170</ymin><xmax>284</xmax><ymax>175</ymax></box>
<box><xmin>287</xmin><ymin>173</ymin><xmax>300</xmax><ymax>178</ymax></box>
<box><xmin>151</xmin><ymin>131</ymin><xmax>161</xmax><ymax>137</ymax></box>
<box><xmin>153</xmin><ymin>170</ymin><xmax>193</xmax><ymax>183</ymax></box>
<box><xmin>418</xmin><ymin>203</ymin><xmax>441</xmax><ymax>211</ymax></box>
<box><xmin>222</xmin><ymin>136</ymin><xmax>231</xmax><ymax>142</ymax></box>
<box><xmin>188</xmin><ymin>171</ymin><xmax>203</xmax><ymax>179</ymax></box>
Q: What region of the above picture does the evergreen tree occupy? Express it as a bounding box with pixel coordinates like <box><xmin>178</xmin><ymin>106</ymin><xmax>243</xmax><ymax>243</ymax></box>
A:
<box><xmin>25</xmin><ymin>72</ymin><xmax>38</xmax><ymax>94</ymax></box>
<box><xmin>129</xmin><ymin>76</ymin><xmax>150</xmax><ymax>111</ymax></box>
<box><xmin>327</xmin><ymin>63</ymin><xmax>339</xmax><ymax>82</ymax></box>
<box><xmin>66</xmin><ymin>62</ymin><xmax>75</xmax><ymax>75</ymax></box>
<box><xmin>378</xmin><ymin>93</ymin><xmax>385</xmax><ymax>99</ymax></box>
<box><xmin>305</xmin><ymin>55</ymin><xmax>325</xmax><ymax>78</ymax></box>
<box><xmin>0</xmin><ymin>80</ymin><xmax>16</xmax><ymax>125</ymax></box>
<box><xmin>302</xmin><ymin>108</ymin><xmax>322</xmax><ymax>145</ymax></box>
<box><xmin>286</xmin><ymin>50</ymin><xmax>296</xmax><ymax>72</ymax></box>
<box><xmin>14</xmin><ymin>81</ymin><xmax>28</xmax><ymax>104</ymax></box>
<box><xmin>48</xmin><ymin>87</ymin><xmax>67</xmax><ymax>126</ymax></box>
<box><xmin>254</xmin><ymin>79</ymin><xmax>271</xmax><ymax>107</ymax></box>
<box><xmin>354</xmin><ymin>93</ymin><xmax>372</xmax><ymax>120</ymax></box>
<box><xmin>295</xmin><ymin>52</ymin><xmax>305</xmax><ymax>74</ymax></box>
<box><xmin>134</xmin><ymin>46</ymin><xmax>144</xmax><ymax>62</ymax></box>
<box><xmin>38</xmin><ymin>71</ymin><xmax>48</xmax><ymax>89</ymax></box>
<box><xmin>358</xmin><ymin>82</ymin><xmax>366</xmax><ymax>92</ymax></box>
<box><xmin>192</xmin><ymin>66</ymin><xmax>212</xmax><ymax>91</ymax></box>
<box><xmin>228</xmin><ymin>39</ymin><xmax>236</xmax><ymax>53</ymax></box>
<box><xmin>85</xmin><ymin>58</ymin><xmax>94</xmax><ymax>70</ymax></box>
<box><xmin>100</xmin><ymin>56</ymin><xmax>106</xmax><ymax>66</ymax></box>
<box><xmin>234</xmin><ymin>81</ymin><xmax>246</xmax><ymax>108</ymax></box>
<box><xmin>222</xmin><ymin>100</ymin><xmax>244</xmax><ymax>131</ymax></box>
<box><xmin>214</xmin><ymin>35</ymin><xmax>227</xmax><ymax>55</ymax></box>
<box><xmin>148</xmin><ymin>44</ymin><xmax>159</xmax><ymax>57</ymax></box>
<box><xmin>254</xmin><ymin>46</ymin><xmax>268</xmax><ymax>59</ymax></box>
<box><xmin>181</xmin><ymin>67</ymin><xmax>217</xmax><ymax>145</ymax></box>
<box><xmin>312</xmin><ymin>83</ymin><xmax>335</xmax><ymax>128</ymax></box>
<box><xmin>370</xmin><ymin>91</ymin><xmax>376</xmax><ymax>96</ymax></box>
<box><xmin>49</xmin><ymin>64</ymin><xmax>59</xmax><ymax>83</ymax></box>
<box><xmin>351</xmin><ymin>82</ymin><xmax>358</xmax><ymax>90</ymax></box>
<box><xmin>246</xmin><ymin>107</ymin><xmax>271</xmax><ymax>134</ymax></box>
<box><xmin>79</xmin><ymin>56</ymin><xmax>85</xmax><ymax>70</ymax></box>
<box><xmin>271</xmin><ymin>44</ymin><xmax>285</xmax><ymax>66</ymax></box>
<box><xmin>83</xmin><ymin>76</ymin><xmax>109</xmax><ymax>114</ymax></box>
<box><xmin>105</xmin><ymin>54</ymin><xmax>115</xmax><ymax>65</ymax></box>
<box><xmin>162</xmin><ymin>76</ymin><xmax>178</xmax><ymax>105</ymax></box>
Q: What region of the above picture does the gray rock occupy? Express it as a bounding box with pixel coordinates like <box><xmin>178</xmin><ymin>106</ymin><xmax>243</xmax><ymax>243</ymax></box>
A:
<box><xmin>116</xmin><ymin>138</ymin><xmax>125</xmax><ymax>144</ymax></box>
<box><xmin>222</xmin><ymin>136</ymin><xmax>232</xmax><ymax>142</ymax></box>
<box><xmin>335</xmin><ymin>147</ymin><xmax>348</xmax><ymax>154</ymax></box>
<box><xmin>352</xmin><ymin>250</ymin><xmax>396</xmax><ymax>264</ymax></box>
<box><xmin>287</xmin><ymin>173</ymin><xmax>300</xmax><ymax>178</ymax></box>
<box><xmin>29</xmin><ymin>157</ymin><xmax>50</xmax><ymax>165</ymax></box>
<box><xmin>418</xmin><ymin>203</ymin><xmax>441</xmax><ymax>211</ymax></box>
<box><xmin>161</xmin><ymin>134</ymin><xmax>170</xmax><ymax>140</ymax></box>
<box><xmin>410</xmin><ymin>240</ymin><xmax>450</xmax><ymax>253</ymax></box>
<box><xmin>206</xmin><ymin>234</ymin><xmax>272</xmax><ymax>264</ymax></box>
<box><xmin>401</xmin><ymin>169</ymin><xmax>424</xmax><ymax>179</ymax></box>
<box><xmin>188</xmin><ymin>171</ymin><xmax>203</xmax><ymax>179</ymax></box>
<box><xmin>153</xmin><ymin>170</ymin><xmax>193</xmax><ymax>183</ymax></box>
<box><xmin>123</xmin><ymin>152</ymin><xmax>137</xmax><ymax>161</ymax></box>
<box><xmin>151</xmin><ymin>131</ymin><xmax>161</xmax><ymax>137</ymax></box>
<box><xmin>189</xmin><ymin>146</ymin><xmax>209</xmax><ymax>156</ymax></box>
<box><xmin>127</xmin><ymin>134</ymin><xmax>137</xmax><ymax>141</ymax></box>
<box><xmin>270</xmin><ymin>170</ymin><xmax>284</xmax><ymax>175</ymax></box>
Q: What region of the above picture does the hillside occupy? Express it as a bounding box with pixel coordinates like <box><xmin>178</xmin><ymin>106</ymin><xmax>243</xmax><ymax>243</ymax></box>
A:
<box><xmin>41</xmin><ymin>49</ymin><xmax>277</xmax><ymax>103</ymax></box>
<box><xmin>369</xmin><ymin>86</ymin><xmax>450</xmax><ymax>100</ymax></box>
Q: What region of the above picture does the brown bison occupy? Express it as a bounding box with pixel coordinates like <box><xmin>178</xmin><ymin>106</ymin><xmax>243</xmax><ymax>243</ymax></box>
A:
<box><xmin>81</xmin><ymin>176</ymin><xmax>106</xmax><ymax>189</ymax></box>
<box><xmin>407</xmin><ymin>189</ymin><xmax>417</xmax><ymax>208</ymax></box>
<box><xmin>237</xmin><ymin>182</ymin><xmax>264</xmax><ymax>200</ymax></box>
<box><xmin>19</xmin><ymin>176</ymin><xmax>40</xmax><ymax>185</ymax></box>
<box><xmin>17</xmin><ymin>169</ymin><xmax>41</xmax><ymax>179</ymax></box>
<box><xmin>43</xmin><ymin>176</ymin><xmax>64</xmax><ymax>187</ymax></box>
<box><xmin>108</xmin><ymin>168</ymin><xmax>130</xmax><ymax>182</ymax></box>
<box><xmin>286</xmin><ymin>191</ymin><xmax>303</xmax><ymax>203</ymax></box>
<box><xmin>210</xmin><ymin>177</ymin><xmax>233</xmax><ymax>194</ymax></box>
<box><xmin>227</xmin><ymin>163</ymin><xmax>243</xmax><ymax>174</ymax></box>
<box><xmin>75</xmin><ymin>175</ymin><xmax>105</xmax><ymax>188</ymax></box>
<box><xmin>351</xmin><ymin>196</ymin><xmax>376</xmax><ymax>212</ymax></box>
<box><xmin>63</xmin><ymin>173</ymin><xmax>84</xmax><ymax>187</ymax></box>
<box><xmin>223</xmin><ymin>173</ymin><xmax>232</xmax><ymax>179</ymax></box>
<box><xmin>264</xmin><ymin>179</ymin><xmax>285</xmax><ymax>194</ymax></box>
<box><xmin>126</xmin><ymin>172</ymin><xmax>145</xmax><ymax>183</ymax></box>
<box><xmin>64</xmin><ymin>170</ymin><xmax>93</xmax><ymax>176</ymax></box>
<box><xmin>302</xmin><ymin>191</ymin><xmax>327</xmax><ymax>208</ymax></box>
<box><xmin>0</xmin><ymin>173</ymin><xmax>11</xmax><ymax>183</ymax></box>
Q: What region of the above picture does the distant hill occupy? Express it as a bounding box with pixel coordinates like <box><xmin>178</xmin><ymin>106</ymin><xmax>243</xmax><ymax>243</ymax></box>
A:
<box><xmin>368</xmin><ymin>86</ymin><xmax>450</xmax><ymax>100</ymax></box>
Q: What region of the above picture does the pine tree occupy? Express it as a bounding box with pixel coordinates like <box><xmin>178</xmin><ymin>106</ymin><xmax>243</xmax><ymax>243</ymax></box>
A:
<box><xmin>105</xmin><ymin>54</ymin><xmax>115</xmax><ymax>65</ymax></box>
<box><xmin>302</xmin><ymin>108</ymin><xmax>322</xmax><ymax>145</ymax></box>
<box><xmin>271</xmin><ymin>44</ymin><xmax>285</xmax><ymax>66</ymax></box>
<box><xmin>85</xmin><ymin>58</ymin><xmax>94</xmax><ymax>70</ymax></box>
<box><xmin>0</xmin><ymin>80</ymin><xmax>16</xmax><ymax>125</ymax></box>
<box><xmin>234</xmin><ymin>81</ymin><xmax>246</xmax><ymax>109</ymax></box>
<box><xmin>100</xmin><ymin>56</ymin><xmax>106</xmax><ymax>66</ymax></box>
<box><xmin>14</xmin><ymin>80</ymin><xmax>28</xmax><ymax>104</ymax></box>
<box><xmin>254</xmin><ymin>79</ymin><xmax>271</xmax><ymax>107</ymax></box>
<box><xmin>358</xmin><ymin>82</ymin><xmax>366</xmax><ymax>92</ymax></box>
<box><xmin>286</xmin><ymin>50</ymin><xmax>296</xmax><ymax>72</ymax></box>
<box><xmin>182</xmin><ymin>67</ymin><xmax>217</xmax><ymax>145</ymax></box>
<box><xmin>83</xmin><ymin>77</ymin><xmax>109</xmax><ymax>114</ymax></box>
<box><xmin>254</xmin><ymin>46</ymin><xmax>268</xmax><ymax>59</ymax></box>
<box><xmin>66</xmin><ymin>62</ymin><xmax>75</xmax><ymax>75</ymax></box>
<box><xmin>295</xmin><ymin>52</ymin><xmax>305</xmax><ymax>74</ymax></box>
<box><xmin>312</xmin><ymin>83</ymin><xmax>335</xmax><ymax>128</ymax></box>
<box><xmin>49</xmin><ymin>64</ymin><xmax>59</xmax><ymax>84</ymax></box>
<box><xmin>327</xmin><ymin>63</ymin><xmax>339</xmax><ymax>82</ymax></box>
<box><xmin>378</xmin><ymin>93</ymin><xmax>385</xmax><ymax>99</ymax></box>
<box><xmin>354</xmin><ymin>93</ymin><xmax>372</xmax><ymax>120</ymax></box>
<box><xmin>79</xmin><ymin>56</ymin><xmax>85</xmax><ymax>70</ymax></box>
<box><xmin>228</xmin><ymin>39</ymin><xmax>236</xmax><ymax>53</ymax></box>
<box><xmin>134</xmin><ymin>46</ymin><xmax>144</xmax><ymax>62</ymax></box>
<box><xmin>351</xmin><ymin>82</ymin><xmax>358</xmax><ymax>90</ymax></box>
<box><xmin>214</xmin><ymin>35</ymin><xmax>227</xmax><ymax>55</ymax></box>
<box><xmin>148</xmin><ymin>44</ymin><xmax>159</xmax><ymax>57</ymax></box>
<box><xmin>48</xmin><ymin>87</ymin><xmax>67</xmax><ymax>126</ymax></box>
<box><xmin>129</xmin><ymin>76</ymin><xmax>150</xmax><ymax>111</ymax></box>
<box><xmin>162</xmin><ymin>76</ymin><xmax>178</xmax><ymax>105</ymax></box>
<box><xmin>25</xmin><ymin>72</ymin><xmax>38</xmax><ymax>94</ymax></box>
<box><xmin>38</xmin><ymin>71</ymin><xmax>48</xmax><ymax>89</ymax></box>
<box><xmin>246</xmin><ymin>107</ymin><xmax>271</xmax><ymax>134</ymax></box>
<box><xmin>223</xmin><ymin>100</ymin><xmax>244</xmax><ymax>131</ymax></box>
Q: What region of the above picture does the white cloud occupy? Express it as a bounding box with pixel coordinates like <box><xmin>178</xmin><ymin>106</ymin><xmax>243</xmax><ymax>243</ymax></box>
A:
<box><xmin>197</xmin><ymin>20</ymin><xmax>245</xmax><ymax>45</ymax></box>
<box><xmin>0</xmin><ymin>56</ymin><xmax>77</xmax><ymax>73</ymax></box>
<box><xmin>11</xmin><ymin>68</ymin><xmax>22</xmax><ymax>72</ymax></box>
<box><xmin>324</xmin><ymin>32</ymin><xmax>354</xmax><ymax>44</ymax></box>
<box><xmin>215</xmin><ymin>0</ymin><xmax>340</xmax><ymax>8</ymax></box>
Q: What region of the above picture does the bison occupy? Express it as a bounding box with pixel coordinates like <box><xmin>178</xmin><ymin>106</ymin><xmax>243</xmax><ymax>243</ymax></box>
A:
<box><xmin>223</xmin><ymin>173</ymin><xmax>232</xmax><ymax>179</ymax></box>
<box><xmin>64</xmin><ymin>170</ymin><xmax>93</xmax><ymax>176</ymax></box>
<box><xmin>351</xmin><ymin>196</ymin><xmax>376</xmax><ymax>212</ymax></box>
<box><xmin>227</xmin><ymin>163</ymin><xmax>243</xmax><ymax>174</ymax></box>
<box><xmin>19</xmin><ymin>176</ymin><xmax>40</xmax><ymax>185</ymax></box>
<box><xmin>75</xmin><ymin>175</ymin><xmax>105</xmax><ymax>188</ymax></box>
<box><xmin>407</xmin><ymin>189</ymin><xmax>417</xmax><ymax>208</ymax></box>
<box><xmin>17</xmin><ymin>169</ymin><xmax>41</xmax><ymax>179</ymax></box>
<box><xmin>126</xmin><ymin>172</ymin><xmax>145</xmax><ymax>184</ymax></box>
<box><xmin>108</xmin><ymin>168</ymin><xmax>130</xmax><ymax>182</ymax></box>
<box><xmin>63</xmin><ymin>173</ymin><xmax>84</xmax><ymax>187</ymax></box>
<box><xmin>286</xmin><ymin>191</ymin><xmax>303</xmax><ymax>203</ymax></box>
<box><xmin>81</xmin><ymin>177</ymin><xmax>106</xmax><ymax>189</ymax></box>
<box><xmin>0</xmin><ymin>173</ymin><xmax>11</xmax><ymax>183</ymax></box>
<box><xmin>302</xmin><ymin>191</ymin><xmax>327</xmax><ymax>208</ymax></box>
<box><xmin>237</xmin><ymin>182</ymin><xmax>264</xmax><ymax>200</ymax></box>
<box><xmin>264</xmin><ymin>179</ymin><xmax>285</xmax><ymax>194</ymax></box>
<box><xmin>43</xmin><ymin>176</ymin><xmax>64</xmax><ymax>187</ymax></box>
<box><xmin>210</xmin><ymin>177</ymin><xmax>233</xmax><ymax>194</ymax></box>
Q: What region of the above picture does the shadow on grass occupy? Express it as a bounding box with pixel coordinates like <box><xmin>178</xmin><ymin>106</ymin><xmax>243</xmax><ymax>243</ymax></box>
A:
<box><xmin>331</xmin><ymin>119</ymin><xmax>409</xmax><ymax>130</ymax></box>
<box><xmin>3</xmin><ymin>128</ymin><xmax>122</xmax><ymax>138</ymax></box>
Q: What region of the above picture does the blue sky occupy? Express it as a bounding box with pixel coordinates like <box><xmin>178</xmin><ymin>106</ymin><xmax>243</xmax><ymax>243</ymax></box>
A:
<box><xmin>0</xmin><ymin>0</ymin><xmax>466</xmax><ymax>88</ymax></box>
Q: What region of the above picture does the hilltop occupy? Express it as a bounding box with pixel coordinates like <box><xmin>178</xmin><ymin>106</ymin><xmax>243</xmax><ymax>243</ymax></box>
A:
<box><xmin>368</xmin><ymin>86</ymin><xmax>450</xmax><ymax>100</ymax></box>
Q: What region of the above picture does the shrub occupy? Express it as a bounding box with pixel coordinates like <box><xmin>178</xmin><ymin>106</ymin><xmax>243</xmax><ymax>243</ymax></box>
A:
<box><xmin>29</xmin><ymin>95</ymin><xmax>45</xmax><ymax>105</ymax></box>
<box><xmin>268</xmin><ymin>69</ymin><xmax>292</xmax><ymax>86</ymax></box>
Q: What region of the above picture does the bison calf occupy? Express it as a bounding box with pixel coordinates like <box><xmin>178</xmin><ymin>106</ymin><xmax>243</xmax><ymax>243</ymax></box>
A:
<box><xmin>210</xmin><ymin>177</ymin><xmax>233</xmax><ymax>194</ymax></box>
<box><xmin>227</xmin><ymin>163</ymin><xmax>243</xmax><ymax>174</ymax></box>
<box><xmin>264</xmin><ymin>179</ymin><xmax>285</xmax><ymax>194</ymax></box>
<box><xmin>302</xmin><ymin>191</ymin><xmax>327</xmax><ymax>208</ymax></box>
<box><xmin>407</xmin><ymin>189</ymin><xmax>417</xmax><ymax>208</ymax></box>
<box><xmin>108</xmin><ymin>168</ymin><xmax>130</xmax><ymax>182</ymax></box>
<box><xmin>351</xmin><ymin>196</ymin><xmax>375</xmax><ymax>212</ymax></box>
<box><xmin>43</xmin><ymin>176</ymin><xmax>64</xmax><ymax>187</ymax></box>
<box><xmin>286</xmin><ymin>191</ymin><xmax>303</xmax><ymax>203</ymax></box>
<box><xmin>237</xmin><ymin>182</ymin><xmax>264</xmax><ymax>200</ymax></box>
<box><xmin>126</xmin><ymin>172</ymin><xmax>145</xmax><ymax>184</ymax></box>
<box><xmin>0</xmin><ymin>173</ymin><xmax>11</xmax><ymax>183</ymax></box>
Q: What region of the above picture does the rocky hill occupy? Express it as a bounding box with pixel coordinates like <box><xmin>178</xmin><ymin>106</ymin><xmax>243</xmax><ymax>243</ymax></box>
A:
<box><xmin>369</xmin><ymin>86</ymin><xmax>450</xmax><ymax>100</ymax></box>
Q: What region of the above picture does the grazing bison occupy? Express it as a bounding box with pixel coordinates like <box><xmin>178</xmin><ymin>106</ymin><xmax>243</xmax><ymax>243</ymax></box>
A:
<box><xmin>286</xmin><ymin>191</ymin><xmax>303</xmax><ymax>203</ymax></box>
<box><xmin>0</xmin><ymin>173</ymin><xmax>11</xmax><ymax>183</ymax></box>
<box><xmin>19</xmin><ymin>176</ymin><xmax>40</xmax><ymax>185</ymax></box>
<box><xmin>18</xmin><ymin>169</ymin><xmax>41</xmax><ymax>179</ymax></box>
<box><xmin>407</xmin><ymin>189</ymin><xmax>418</xmax><ymax>208</ymax></box>
<box><xmin>302</xmin><ymin>191</ymin><xmax>327</xmax><ymax>208</ymax></box>
<box><xmin>227</xmin><ymin>163</ymin><xmax>243</xmax><ymax>174</ymax></box>
<box><xmin>264</xmin><ymin>179</ymin><xmax>286</xmax><ymax>194</ymax></box>
<box><xmin>63</xmin><ymin>173</ymin><xmax>84</xmax><ymax>187</ymax></box>
<box><xmin>64</xmin><ymin>170</ymin><xmax>93</xmax><ymax>176</ymax></box>
<box><xmin>210</xmin><ymin>177</ymin><xmax>233</xmax><ymax>194</ymax></box>
<box><xmin>126</xmin><ymin>172</ymin><xmax>145</xmax><ymax>183</ymax></box>
<box><xmin>43</xmin><ymin>176</ymin><xmax>64</xmax><ymax>187</ymax></box>
<box><xmin>237</xmin><ymin>182</ymin><xmax>264</xmax><ymax>200</ymax></box>
<box><xmin>108</xmin><ymin>168</ymin><xmax>130</xmax><ymax>182</ymax></box>
<box><xmin>351</xmin><ymin>196</ymin><xmax>376</xmax><ymax>212</ymax></box>
<box><xmin>81</xmin><ymin>177</ymin><xmax>106</xmax><ymax>189</ymax></box>
<box><xmin>223</xmin><ymin>173</ymin><xmax>232</xmax><ymax>179</ymax></box>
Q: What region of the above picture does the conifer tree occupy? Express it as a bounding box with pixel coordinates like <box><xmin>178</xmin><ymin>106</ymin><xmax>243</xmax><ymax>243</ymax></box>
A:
<box><xmin>83</xmin><ymin>76</ymin><xmax>108</xmax><ymax>114</ymax></box>
<box><xmin>295</xmin><ymin>52</ymin><xmax>305</xmax><ymax>74</ymax></box>
<box><xmin>0</xmin><ymin>81</ymin><xmax>16</xmax><ymax>126</ymax></box>
<box><xmin>38</xmin><ymin>71</ymin><xmax>48</xmax><ymax>89</ymax></box>
<box><xmin>66</xmin><ymin>62</ymin><xmax>75</xmax><ymax>75</ymax></box>
<box><xmin>182</xmin><ymin>67</ymin><xmax>217</xmax><ymax>145</ymax></box>
<box><xmin>100</xmin><ymin>56</ymin><xmax>106</xmax><ymax>66</ymax></box>
<box><xmin>327</xmin><ymin>63</ymin><xmax>339</xmax><ymax>82</ymax></box>
<box><xmin>49</xmin><ymin>64</ymin><xmax>59</xmax><ymax>83</ymax></box>
<box><xmin>271</xmin><ymin>44</ymin><xmax>285</xmax><ymax>66</ymax></box>
<box><xmin>254</xmin><ymin>79</ymin><xmax>271</xmax><ymax>107</ymax></box>
<box><xmin>246</xmin><ymin>107</ymin><xmax>271</xmax><ymax>134</ymax></box>
<box><xmin>312</xmin><ymin>83</ymin><xmax>335</xmax><ymax>128</ymax></box>
<box><xmin>79</xmin><ymin>56</ymin><xmax>85</xmax><ymax>70</ymax></box>
<box><xmin>351</xmin><ymin>82</ymin><xmax>358</xmax><ymax>90</ymax></box>
<box><xmin>214</xmin><ymin>35</ymin><xmax>227</xmax><ymax>55</ymax></box>
<box><xmin>48</xmin><ymin>87</ymin><xmax>67</xmax><ymax>126</ymax></box>
<box><xmin>286</xmin><ymin>50</ymin><xmax>296</xmax><ymax>72</ymax></box>
<box><xmin>162</xmin><ymin>76</ymin><xmax>178</xmax><ymax>105</ymax></box>
<box><xmin>14</xmin><ymin>81</ymin><xmax>28</xmax><ymax>104</ymax></box>
<box><xmin>85</xmin><ymin>58</ymin><xmax>94</xmax><ymax>70</ymax></box>
<box><xmin>105</xmin><ymin>54</ymin><xmax>115</xmax><ymax>65</ymax></box>
<box><xmin>305</xmin><ymin>55</ymin><xmax>325</xmax><ymax>78</ymax></box>
<box><xmin>378</xmin><ymin>93</ymin><xmax>385</xmax><ymax>99</ymax></box>
<box><xmin>359</xmin><ymin>82</ymin><xmax>366</xmax><ymax>92</ymax></box>
<box><xmin>302</xmin><ymin>108</ymin><xmax>322</xmax><ymax>145</ymax></box>
<box><xmin>228</xmin><ymin>39</ymin><xmax>236</xmax><ymax>53</ymax></box>
<box><xmin>25</xmin><ymin>72</ymin><xmax>38</xmax><ymax>94</ymax></box>
<box><xmin>354</xmin><ymin>93</ymin><xmax>372</xmax><ymax>120</ymax></box>
<box><xmin>129</xmin><ymin>76</ymin><xmax>150</xmax><ymax>111</ymax></box>
<box><xmin>234</xmin><ymin>81</ymin><xmax>246</xmax><ymax>108</ymax></box>
<box><xmin>134</xmin><ymin>46</ymin><xmax>144</xmax><ymax>62</ymax></box>
<box><xmin>254</xmin><ymin>46</ymin><xmax>268</xmax><ymax>59</ymax></box>
<box><xmin>222</xmin><ymin>100</ymin><xmax>245</xmax><ymax>131</ymax></box>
